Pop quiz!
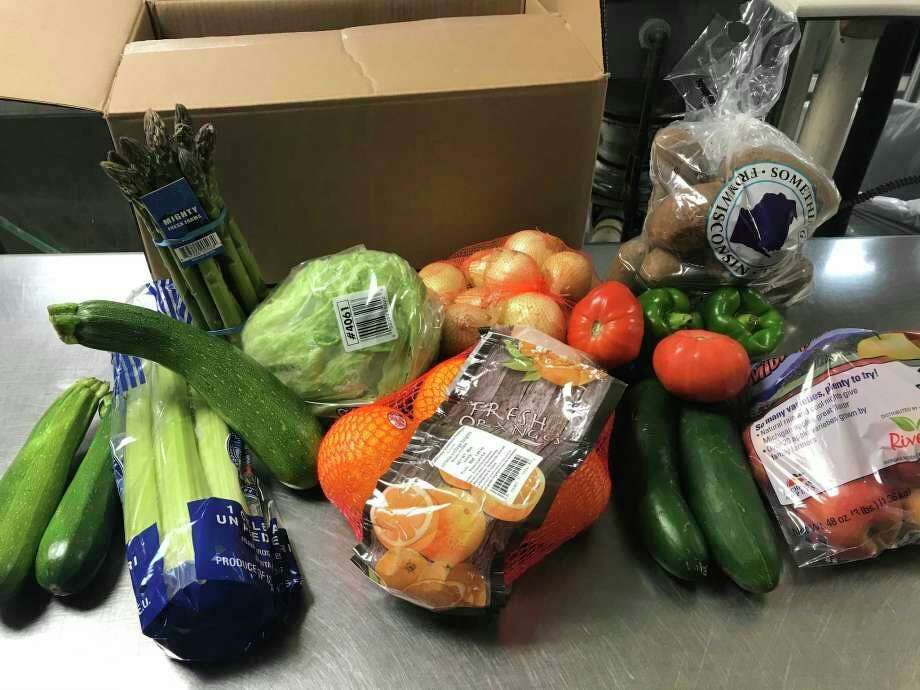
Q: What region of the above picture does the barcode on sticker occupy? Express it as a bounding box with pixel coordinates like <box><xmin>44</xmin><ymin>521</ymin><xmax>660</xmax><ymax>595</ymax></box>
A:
<box><xmin>333</xmin><ymin>288</ymin><xmax>398</xmax><ymax>352</ymax></box>
<box><xmin>430</xmin><ymin>426</ymin><xmax>542</xmax><ymax>506</ymax></box>
<box><xmin>173</xmin><ymin>232</ymin><xmax>223</xmax><ymax>265</ymax></box>
<box><xmin>490</xmin><ymin>455</ymin><xmax>532</xmax><ymax>499</ymax></box>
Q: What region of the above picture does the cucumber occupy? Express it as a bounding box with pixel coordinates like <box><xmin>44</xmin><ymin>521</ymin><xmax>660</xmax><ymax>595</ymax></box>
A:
<box><xmin>35</xmin><ymin>396</ymin><xmax>118</xmax><ymax>596</ymax></box>
<box><xmin>0</xmin><ymin>377</ymin><xmax>108</xmax><ymax>601</ymax></box>
<box><xmin>678</xmin><ymin>405</ymin><xmax>781</xmax><ymax>593</ymax></box>
<box><xmin>48</xmin><ymin>301</ymin><xmax>322</xmax><ymax>489</ymax></box>
<box><xmin>615</xmin><ymin>379</ymin><xmax>709</xmax><ymax>581</ymax></box>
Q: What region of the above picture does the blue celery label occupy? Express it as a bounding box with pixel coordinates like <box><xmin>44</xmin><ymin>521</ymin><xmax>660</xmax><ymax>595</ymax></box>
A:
<box><xmin>126</xmin><ymin>524</ymin><xmax>169</xmax><ymax>630</ymax></box>
<box><xmin>190</xmin><ymin>498</ymin><xmax>283</xmax><ymax>590</ymax></box>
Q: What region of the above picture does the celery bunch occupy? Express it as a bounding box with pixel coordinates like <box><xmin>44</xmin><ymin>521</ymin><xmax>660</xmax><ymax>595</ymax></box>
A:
<box><xmin>121</xmin><ymin>363</ymin><xmax>248</xmax><ymax>571</ymax></box>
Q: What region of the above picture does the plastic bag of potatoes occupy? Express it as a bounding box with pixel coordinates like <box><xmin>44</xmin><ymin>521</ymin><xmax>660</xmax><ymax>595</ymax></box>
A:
<box><xmin>610</xmin><ymin>0</ymin><xmax>840</xmax><ymax>306</ymax></box>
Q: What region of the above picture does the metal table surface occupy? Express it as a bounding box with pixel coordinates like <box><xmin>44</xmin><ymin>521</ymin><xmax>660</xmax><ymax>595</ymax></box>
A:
<box><xmin>2</xmin><ymin>238</ymin><xmax>919</xmax><ymax>690</ymax></box>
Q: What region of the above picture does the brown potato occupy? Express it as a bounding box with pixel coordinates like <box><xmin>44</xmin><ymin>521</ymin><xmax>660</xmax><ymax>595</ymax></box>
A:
<box><xmin>645</xmin><ymin>181</ymin><xmax>722</xmax><ymax>255</ymax></box>
<box><xmin>607</xmin><ymin>237</ymin><xmax>647</xmax><ymax>292</ymax></box>
<box><xmin>639</xmin><ymin>247</ymin><xmax>683</xmax><ymax>286</ymax></box>
<box><xmin>651</xmin><ymin>127</ymin><xmax>710</xmax><ymax>186</ymax></box>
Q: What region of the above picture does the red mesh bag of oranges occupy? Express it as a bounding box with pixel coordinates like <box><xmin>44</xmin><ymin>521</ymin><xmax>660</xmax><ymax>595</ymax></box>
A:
<box><xmin>320</xmin><ymin>327</ymin><xmax>624</xmax><ymax>612</ymax></box>
<box><xmin>418</xmin><ymin>229</ymin><xmax>598</xmax><ymax>358</ymax></box>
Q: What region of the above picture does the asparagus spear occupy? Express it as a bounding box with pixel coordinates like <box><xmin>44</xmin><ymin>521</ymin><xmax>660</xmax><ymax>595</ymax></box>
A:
<box><xmin>100</xmin><ymin>161</ymin><xmax>219</xmax><ymax>330</ymax></box>
<box><xmin>195</xmin><ymin>123</ymin><xmax>269</xmax><ymax>300</ymax></box>
<box><xmin>177</xmin><ymin>146</ymin><xmax>258</xmax><ymax>313</ymax></box>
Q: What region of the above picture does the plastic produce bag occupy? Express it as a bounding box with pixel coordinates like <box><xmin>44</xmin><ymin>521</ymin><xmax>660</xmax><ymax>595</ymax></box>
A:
<box><xmin>744</xmin><ymin>329</ymin><xmax>920</xmax><ymax>566</ymax></box>
<box><xmin>242</xmin><ymin>245</ymin><xmax>442</xmax><ymax>417</ymax></box>
<box><xmin>350</xmin><ymin>328</ymin><xmax>624</xmax><ymax>611</ymax></box>
<box><xmin>111</xmin><ymin>281</ymin><xmax>302</xmax><ymax>661</ymax></box>
<box><xmin>610</xmin><ymin>0</ymin><xmax>840</xmax><ymax>305</ymax></box>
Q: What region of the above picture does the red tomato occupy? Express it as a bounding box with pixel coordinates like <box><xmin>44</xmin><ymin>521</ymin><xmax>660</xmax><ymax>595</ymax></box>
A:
<box><xmin>566</xmin><ymin>281</ymin><xmax>644</xmax><ymax>368</ymax></box>
<box><xmin>653</xmin><ymin>330</ymin><xmax>749</xmax><ymax>402</ymax></box>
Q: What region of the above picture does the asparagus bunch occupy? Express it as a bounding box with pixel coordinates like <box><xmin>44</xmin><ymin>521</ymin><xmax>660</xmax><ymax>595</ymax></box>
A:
<box><xmin>100</xmin><ymin>105</ymin><xmax>268</xmax><ymax>334</ymax></box>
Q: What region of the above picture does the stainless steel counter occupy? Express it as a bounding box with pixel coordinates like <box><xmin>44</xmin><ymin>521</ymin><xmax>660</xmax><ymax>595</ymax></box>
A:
<box><xmin>2</xmin><ymin>238</ymin><xmax>920</xmax><ymax>690</ymax></box>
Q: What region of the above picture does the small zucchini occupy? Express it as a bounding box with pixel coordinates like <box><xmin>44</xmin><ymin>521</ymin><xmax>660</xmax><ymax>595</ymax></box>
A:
<box><xmin>36</xmin><ymin>396</ymin><xmax>119</xmax><ymax>596</ymax></box>
<box><xmin>0</xmin><ymin>377</ymin><xmax>108</xmax><ymax>601</ymax></box>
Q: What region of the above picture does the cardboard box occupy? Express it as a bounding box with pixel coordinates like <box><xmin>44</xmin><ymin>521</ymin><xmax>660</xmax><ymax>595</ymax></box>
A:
<box><xmin>150</xmin><ymin>0</ymin><xmax>525</xmax><ymax>38</ymax></box>
<box><xmin>1</xmin><ymin>0</ymin><xmax>606</xmax><ymax>281</ymax></box>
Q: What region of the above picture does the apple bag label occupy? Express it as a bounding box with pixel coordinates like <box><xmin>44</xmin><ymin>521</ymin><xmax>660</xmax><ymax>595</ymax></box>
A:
<box><xmin>431</xmin><ymin>426</ymin><xmax>543</xmax><ymax>503</ymax></box>
<box><xmin>749</xmin><ymin>358</ymin><xmax>920</xmax><ymax>505</ymax></box>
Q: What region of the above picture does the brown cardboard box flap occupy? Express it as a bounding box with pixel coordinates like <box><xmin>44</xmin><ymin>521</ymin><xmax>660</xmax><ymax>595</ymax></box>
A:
<box><xmin>107</xmin><ymin>14</ymin><xmax>603</xmax><ymax>115</ymax></box>
<box><xmin>151</xmin><ymin>0</ymin><xmax>524</xmax><ymax>38</ymax></box>
<box><xmin>0</xmin><ymin>0</ymin><xmax>151</xmax><ymax>111</ymax></box>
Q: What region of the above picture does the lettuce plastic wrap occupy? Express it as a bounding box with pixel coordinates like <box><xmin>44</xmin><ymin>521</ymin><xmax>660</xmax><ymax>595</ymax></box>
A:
<box><xmin>242</xmin><ymin>246</ymin><xmax>442</xmax><ymax>416</ymax></box>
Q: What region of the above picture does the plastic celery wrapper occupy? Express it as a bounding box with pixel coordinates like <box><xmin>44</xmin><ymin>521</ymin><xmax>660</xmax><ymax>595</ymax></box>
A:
<box><xmin>151</xmin><ymin>364</ymin><xmax>208</xmax><ymax>573</ymax></box>
<box><xmin>123</xmin><ymin>361</ymin><xmax>159</xmax><ymax>542</ymax></box>
<box><xmin>110</xmin><ymin>280</ymin><xmax>302</xmax><ymax>662</ymax></box>
<box><xmin>190</xmin><ymin>387</ymin><xmax>247</xmax><ymax>511</ymax></box>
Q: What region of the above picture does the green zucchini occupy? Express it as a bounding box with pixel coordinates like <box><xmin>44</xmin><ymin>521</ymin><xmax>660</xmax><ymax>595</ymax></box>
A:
<box><xmin>678</xmin><ymin>405</ymin><xmax>781</xmax><ymax>593</ymax></box>
<box><xmin>616</xmin><ymin>379</ymin><xmax>710</xmax><ymax>581</ymax></box>
<box><xmin>0</xmin><ymin>377</ymin><xmax>108</xmax><ymax>601</ymax></box>
<box><xmin>48</xmin><ymin>301</ymin><xmax>322</xmax><ymax>489</ymax></box>
<box><xmin>35</xmin><ymin>396</ymin><xmax>118</xmax><ymax>596</ymax></box>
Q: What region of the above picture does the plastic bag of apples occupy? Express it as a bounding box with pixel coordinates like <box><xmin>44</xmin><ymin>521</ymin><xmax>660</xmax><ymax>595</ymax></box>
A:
<box><xmin>418</xmin><ymin>230</ymin><xmax>597</xmax><ymax>356</ymax></box>
<box><xmin>744</xmin><ymin>328</ymin><xmax>920</xmax><ymax>565</ymax></box>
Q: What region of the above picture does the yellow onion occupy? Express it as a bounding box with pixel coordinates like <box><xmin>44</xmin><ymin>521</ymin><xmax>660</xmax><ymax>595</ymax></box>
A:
<box><xmin>504</xmin><ymin>229</ymin><xmax>566</xmax><ymax>267</ymax></box>
<box><xmin>483</xmin><ymin>249</ymin><xmax>543</xmax><ymax>292</ymax></box>
<box><xmin>462</xmin><ymin>249</ymin><xmax>496</xmax><ymax>287</ymax></box>
<box><xmin>496</xmin><ymin>292</ymin><xmax>566</xmax><ymax>341</ymax></box>
<box><xmin>441</xmin><ymin>304</ymin><xmax>491</xmax><ymax>356</ymax></box>
<box><xmin>454</xmin><ymin>287</ymin><xmax>490</xmax><ymax>309</ymax></box>
<box><xmin>419</xmin><ymin>262</ymin><xmax>468</xmax><ymax>303</ymax></box>
<box><xmin>542</xmin><ymin>251</ymin><xmax>593</xmax><ymax>301</ymax></box>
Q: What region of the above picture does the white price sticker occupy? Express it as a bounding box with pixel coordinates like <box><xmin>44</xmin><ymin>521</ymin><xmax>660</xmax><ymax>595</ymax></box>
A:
<box><xmin>333</xmin><ymin>288</ymin><xmax>399</xmax><ymax>352</ymax></box>
<box><xmin>173</xmin><ymin>231</ymin><xmax>223</xmax><ymax>266</ymax></box>
<box><xmin>431</xmin><ymin>426</ymin><xmax>542</xmax><ymax>503</ymax></box>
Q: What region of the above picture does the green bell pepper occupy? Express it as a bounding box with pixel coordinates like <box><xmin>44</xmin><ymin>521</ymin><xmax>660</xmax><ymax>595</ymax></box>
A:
<box><xmin>638</xmin><ymin>288</ymin><xmax>704</xmax><ymax>341</ymax></box>
<box><xmin>702</xmin><ymin>287</ymin><xmax>784</xmax><ymax>356</ymax></box>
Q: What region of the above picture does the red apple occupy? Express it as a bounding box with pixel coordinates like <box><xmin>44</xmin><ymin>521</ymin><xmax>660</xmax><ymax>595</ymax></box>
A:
<box><xmin>793</xmin><ymin>478</ymin><xmax>904</xmax><ymax>560</ymax></box>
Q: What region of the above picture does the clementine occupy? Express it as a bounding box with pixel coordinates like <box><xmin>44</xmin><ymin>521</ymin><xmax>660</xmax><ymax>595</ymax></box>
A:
<box><xmin>317</xmin><ymin>406</ymin><xmax>417</xmax><ymax>536</ymax></box>
<box><xmin>371</xmin><ymin>483</ymin><xmax>439</xmax><ymax>551</ymax></box>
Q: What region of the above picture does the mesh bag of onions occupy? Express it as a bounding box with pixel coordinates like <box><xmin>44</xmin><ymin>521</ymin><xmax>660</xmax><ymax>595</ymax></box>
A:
<box><xmin>417</xmin><ymin>230</ymin><xmax>598</xmax><ymax>357</ymax></box>
<box><xmin>317</xmin><ymin>342</ymin><xmax>617</xmax><ymax>607</ymax></box>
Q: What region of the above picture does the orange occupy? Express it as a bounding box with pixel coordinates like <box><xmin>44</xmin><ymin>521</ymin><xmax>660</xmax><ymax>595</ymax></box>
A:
<box><xmin>472</xmin><ymin>467</ymin><xmax>546</xmax><ymax>523</ymax></box>
<box><xmin>318</xmin><ymin>406</ymin><xmax>417</xmax><ymax>537</ymax></box>
<box><xmin>419</xmin><ymin>489</ymin><xmax>489</xmax><ymax>565</ymax></box>
<box><xmin>439</xmin><ymin>469</ymin><xmax>473</xmax><ymax>491</ymax></box>
<box><xmin>375</xmin><ymin>548</ymin><xmax>427</xmax><ymax>590</ymax></box>
<box><xmin>403</xmin><ymin>578</ymin><xmax>465</xmax><ymax>609</ymax></box>
<box><xmin>445</xmin><ymin>562</ymin><xmax>488</xmax><ymax>607</ymax></box>
<box><xmin>412</xmin><ymin>357</ymin><xmax>465</xmax><ymax>421</ymax></box>
<box><xmin>371</xmin><ymin>483</ymin><xmax>439</xmax><ymax>551</ymax></box>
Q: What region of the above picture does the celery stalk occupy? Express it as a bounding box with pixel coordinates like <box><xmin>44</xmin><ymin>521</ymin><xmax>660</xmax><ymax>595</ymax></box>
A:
<box><xmin>151</xmin><ymin>365</ymin><xmax>208</xmax><ymax>571</ymax></box>
<box><xmin>123</xmin><ymin>366</ymin><xmax>160</xmax><ymax>542</ymax></box>
<box><xmin>189</xmin><ymin>388</ymin><xmax>247</xmax><ymax>511</ymax></box>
